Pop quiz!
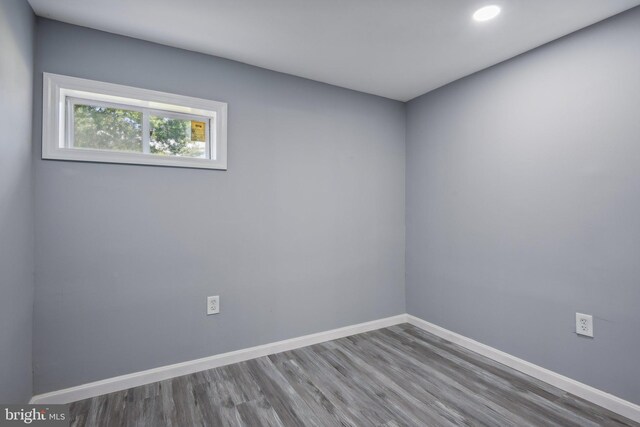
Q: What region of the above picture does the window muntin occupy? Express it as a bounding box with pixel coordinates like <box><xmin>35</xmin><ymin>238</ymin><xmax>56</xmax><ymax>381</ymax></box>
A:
<box><xmin>43</xmin><ymin>73</ymin><xmax>227</xmax><ymax>170</ymax></box>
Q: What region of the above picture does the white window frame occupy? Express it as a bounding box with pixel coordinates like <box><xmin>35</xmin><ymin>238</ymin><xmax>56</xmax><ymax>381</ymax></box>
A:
<box><xmin>42</xmin><ymin>73</ymin><xmax>227</xmax><ymax>170</ymax></box>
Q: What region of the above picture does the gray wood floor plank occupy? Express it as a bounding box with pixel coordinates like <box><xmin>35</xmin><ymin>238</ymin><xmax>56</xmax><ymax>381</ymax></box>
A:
<box><xmin>395</xmin><ymin>324</ymin><xmax>568</xmax><ymax>400</ymax></box>
<box><xmin>290</xmin><ymin>346</ymin><xmax>404</xmax><ymax>425</ymax></box>
<box><xmin>193</xmin><ymin>371</ymin><xmax>244</xmax><ymax>426</ymax></box>
<box><xmin>372</xmin><ymin>327</ymin><xmax>596</xmax><ymax>426</ymax></box>
<box><xmin>236</xmin><ymin>398</ymin><xmax>284</xmax><ymax>427</ymax></box>
<box><xmin>315</xmin><ymin>341</ymin><xmax>458</xmax><ymax>426</ymax></box>
<box><xmin>244</xmin><ymin>357</ymin><xmax>324</xmax><ymax>426</ymax></box>
<box><xmin>103</xmin><ymin>391</ymin><xmax>127</xmax><ymax>427</ymax></box>
<box><xmin>217</xmin><ymin>364</ymin><xmax>252</xmax><ymax>406</ymax></box>
<box><xmin>83</xmin><ymin>394</ymin><xmax>109</xmax><ymax>427</ymax></box>
<box><xmin>390</xmin><ymin>325</ymin><xmax>632</xmax><ymax>426</ymax></box>
<box><xmin>268</xmin><ymin>351</ymin><xmax>359</xmax><ymax>426</ymax></box>
<box><xmin>191</xmin><ymin>382</ymin><xmax>225</xmax><ymax>426</ymax></box>
<box><xmin>363</xmin><ymin>329</ymin><xmax>566</xmax><ymax>426</ymax></box>
<box><xmin>124</xmin><ymin>396</ymin><xmax>164</xmax><ymax>427</ymax></box>
<box><xmin>556</xmin><ymin>392</ymin><xmax>639</xmax><ymax>426</ymax></box>
<box><xmin>169</xmin><ymin>374</ymin><xmax>206</xmax><ymax>426</ymax></box>
<box><xmin>69</xmin><ymin>324</ymin><xmax>640</xmax><ymax>427</ymax></box>
<box><xmin>332</xmin><ymin>334</ymin><xmax>529</xmax><ymax>426</ymax></box>
<box><xmin>69</xmin><ymin>398</ymin><xmax>91</xmax><ymax>427</ymax></box>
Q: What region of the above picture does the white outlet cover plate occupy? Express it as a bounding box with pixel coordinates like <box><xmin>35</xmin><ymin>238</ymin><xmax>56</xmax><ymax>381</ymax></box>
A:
<box><xmin>576</xmin><ymin>313</ymin><xmax>593</xmax><ymax>337</ymax></box>
<box><xmin>207</xmin><ymin>296</ymin><xmax>220</xmax><ymax>315</ymax></box>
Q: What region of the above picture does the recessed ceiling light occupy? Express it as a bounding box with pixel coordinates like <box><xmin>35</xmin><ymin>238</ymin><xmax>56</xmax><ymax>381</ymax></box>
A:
<box><xmin>473</xmin><ymin>5</ymin><xmax>501</xmax><ymax>22</ymax></box>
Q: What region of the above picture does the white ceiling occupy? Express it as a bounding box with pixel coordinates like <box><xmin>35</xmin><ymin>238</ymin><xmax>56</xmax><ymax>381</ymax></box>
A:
<box><xmin>27</xmin><ymin>0</ymin><xmax>640</xmax><ymax>101</ymax></box>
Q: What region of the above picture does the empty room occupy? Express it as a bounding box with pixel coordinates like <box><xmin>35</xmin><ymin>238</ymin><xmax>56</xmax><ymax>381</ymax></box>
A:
<box><xmin>1</xmin><ymin>0</ymin><xmax>639</xmax><ymax>425</ymax></box>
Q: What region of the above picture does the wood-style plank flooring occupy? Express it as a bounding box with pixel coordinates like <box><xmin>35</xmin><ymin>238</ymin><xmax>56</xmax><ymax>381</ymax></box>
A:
<box><xmin>70</xmin><ymin>324</ymin><xmax>638</xmax><ymax>426</ymax></box>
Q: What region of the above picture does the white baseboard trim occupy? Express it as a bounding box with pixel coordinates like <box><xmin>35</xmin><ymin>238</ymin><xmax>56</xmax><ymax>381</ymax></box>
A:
<box><xmin>30</xmin><ymin>313</ymin><xmax>640</xmax><ymax>424</ymax></box>
<box><xmin>406</xmin><ymin>314</ymin><xmax>640</xmax><ymax>424</ymax></box>
<box><xmin>30</xmin><ymin>314</ymin><xmax>407</xmax><ymax>405</ymax></box>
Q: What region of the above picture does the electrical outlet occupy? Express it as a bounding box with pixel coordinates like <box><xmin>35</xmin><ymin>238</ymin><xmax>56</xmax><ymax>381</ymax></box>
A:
<box><xmin>576</xmin><ymin>313</ymin><xmax>593</xmax><ymax>337</ymax></box>
<box><xmin>207</xmin><ymin>296</ymin><xmax>220</xmax><ymax>315</ymax></box>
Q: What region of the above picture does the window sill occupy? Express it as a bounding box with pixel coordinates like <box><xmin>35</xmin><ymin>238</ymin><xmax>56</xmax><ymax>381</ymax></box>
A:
<box><xmin>42</xmin><ymin>147</ymin><xmax>227</xmax><ymax>170</ymax></box>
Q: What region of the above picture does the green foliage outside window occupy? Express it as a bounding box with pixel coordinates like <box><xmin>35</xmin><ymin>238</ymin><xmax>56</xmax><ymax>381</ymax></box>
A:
<box><xmin>150</xmin><ymin>116</ymin><xmax>205</xmax><ymax>158</ymax></box>
<box><xmin>74</xmin><ymin>105</ymin><xmax>142</xmax><ymax>152</ymax></box>
<box><xmin>73</xmin><ymin>105</ymin><xmax>206</xmax><ymax>158</ymax></box>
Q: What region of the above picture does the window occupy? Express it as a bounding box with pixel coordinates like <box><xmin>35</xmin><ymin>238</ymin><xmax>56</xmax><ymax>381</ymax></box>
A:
<box><xmin>42</xmin><ymin>73</ymin><xmax>227</xmax><ymax>170</ymax></box>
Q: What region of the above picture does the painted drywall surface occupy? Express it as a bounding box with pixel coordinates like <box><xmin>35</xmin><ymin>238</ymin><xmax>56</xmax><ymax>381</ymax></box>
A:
<box><xmin>0</xmin><ymin>0</ymin><xmax>35</xmax><ymax>403</ymax></box>
<box><xmin>406</xmin><ymin>8</ymin><xmax>640</xmax><ymax>403</ymax></box>
<box><xmin>32</xmin><ymin>19</ymin><xmax>406</xmax><ymax>393</ymax></box>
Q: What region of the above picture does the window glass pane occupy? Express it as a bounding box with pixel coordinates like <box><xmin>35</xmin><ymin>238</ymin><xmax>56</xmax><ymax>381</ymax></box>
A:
<box><xmin>149</xmin><ymin>115</ymin><xmax>207</xmax><ymax>158</ymax></box>
<box><xmin>73</xmin><ymin>104</ymin><xmax>143</xmax><ymax>152</ymax></box>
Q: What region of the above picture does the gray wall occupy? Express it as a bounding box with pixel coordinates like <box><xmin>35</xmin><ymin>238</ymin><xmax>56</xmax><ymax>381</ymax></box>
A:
<box><xmin>0</xmin><ymin>0</ymin><xmax>35</xmax><ymax>403</ymax></box>
<box><xmin>406</xmin><ymin>7</ymin><xmax>640</xmax><ymax>404</ymax></box>
<box><xmin>32</xmin><ymin>19</ymin><xmax>406</xmax><ymax>393</ymax></box>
